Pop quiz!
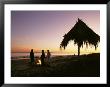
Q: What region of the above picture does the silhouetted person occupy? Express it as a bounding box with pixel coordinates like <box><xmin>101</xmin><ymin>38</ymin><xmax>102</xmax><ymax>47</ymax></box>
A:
<box><xmin>41</xmin><ymin>50</ymin><xmax>45</xmax><ymax>66</ymax></box>
<box><xmin>46</xmin><ymin>50</ymin><xmax>51</xmax><ymax>63</ymax></box>
<box><xmin>30</xmin><ymin>49</ymin><xmax>34</xmax><ymax>64</ymax></box>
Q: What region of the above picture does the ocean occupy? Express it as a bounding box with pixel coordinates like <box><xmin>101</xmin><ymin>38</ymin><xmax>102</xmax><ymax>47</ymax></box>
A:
<box><xmin>11</xmin><ymin>52</ymin><xmax>74</xmax><ymax>60</ymax></box>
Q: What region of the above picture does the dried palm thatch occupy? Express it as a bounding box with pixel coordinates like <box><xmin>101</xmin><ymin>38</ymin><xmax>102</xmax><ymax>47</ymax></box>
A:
<box><xmin>60</xmin><ymin>18</ymin><xmax>100</xmax><ymax>56</ymax></box>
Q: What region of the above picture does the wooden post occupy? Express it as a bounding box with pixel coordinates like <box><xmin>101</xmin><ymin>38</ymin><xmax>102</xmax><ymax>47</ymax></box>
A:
<box><xmin>78</xmin><ymin>45</ymin><xmax>80</xmax><ymax>56</ymax></box>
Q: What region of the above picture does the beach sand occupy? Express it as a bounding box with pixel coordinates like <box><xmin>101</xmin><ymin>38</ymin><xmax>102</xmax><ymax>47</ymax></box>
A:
<box><xmin>11</xmin><ymin>53</ymin><xmax>100</xmax><ymax>77</ymax></box>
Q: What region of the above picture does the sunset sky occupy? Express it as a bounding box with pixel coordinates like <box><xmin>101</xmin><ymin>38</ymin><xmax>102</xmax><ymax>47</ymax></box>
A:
<box><xmin>11</xmin><ymin>11</ymin><xmax>100</xmax><ymax>54</ymax></box>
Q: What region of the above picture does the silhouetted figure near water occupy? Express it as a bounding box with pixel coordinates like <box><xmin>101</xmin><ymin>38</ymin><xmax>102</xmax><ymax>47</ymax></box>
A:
<box><xmin>41</xmin><ymin>50</ymin><xmax>45</xmax><ymax>66</ymax></box>
<box><xmin>46</xmin><ymin>50</ymin><xmax>51</xmax><ymax>63</ymax></box>
<box><xmin>30</xmin><ymin>49</ymin><xmax>35</xmax><ymax>64</ymax></box>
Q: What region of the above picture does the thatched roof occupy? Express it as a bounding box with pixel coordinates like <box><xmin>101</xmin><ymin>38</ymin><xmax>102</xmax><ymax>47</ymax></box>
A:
<box><xmin>60</xmin><ymin>18</ymin><xmax>100</xmax><ymax>50</ymax></box>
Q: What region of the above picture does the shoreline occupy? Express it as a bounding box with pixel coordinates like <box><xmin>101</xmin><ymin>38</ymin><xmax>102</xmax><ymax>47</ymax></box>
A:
<box><xmin>11</xmin><ymin>53</ymin><xmax>99</xmax><ymax>60</ymax></box>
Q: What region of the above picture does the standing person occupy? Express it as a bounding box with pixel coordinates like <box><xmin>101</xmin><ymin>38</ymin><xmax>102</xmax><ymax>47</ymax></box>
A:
<box><xmin>41</xmin><ymin>50</ymin><xmax>45</xmax><ymax>66</ymax></box>
<box><xmin>47</xmin><ymin>50</ymin><xmax>51</xmax><ymax>63</ymax></box>
<box><xmin>30</xmin><ymin>49</ymin><xmax>35</xmax><ymax>64</ymax></box>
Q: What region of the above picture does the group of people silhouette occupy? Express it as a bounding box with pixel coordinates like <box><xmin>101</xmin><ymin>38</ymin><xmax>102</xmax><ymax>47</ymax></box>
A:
<box><xmin>30</xmin><ymin>49</ymin><xmax>51</xmax><ymax>66</ymax></box>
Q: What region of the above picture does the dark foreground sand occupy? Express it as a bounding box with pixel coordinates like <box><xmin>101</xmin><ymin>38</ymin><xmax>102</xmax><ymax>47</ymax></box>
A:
<box><xmin>11</xmin><ymin>53</ymin><xmax>100</xmax><ymax>77</ymax></box>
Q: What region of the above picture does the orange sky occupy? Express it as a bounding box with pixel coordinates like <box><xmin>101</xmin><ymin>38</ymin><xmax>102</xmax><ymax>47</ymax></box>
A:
<box><xmin>11</xmin><ymin>11</ymin><xmax>100</xmax><ymax>54</ymax></box>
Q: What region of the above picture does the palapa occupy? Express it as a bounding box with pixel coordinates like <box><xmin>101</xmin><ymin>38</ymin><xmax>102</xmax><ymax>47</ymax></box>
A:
<box><xmin>60</xmin><ymin>18</ymin><xmax>100</xmax><ymax>56</ymax></box>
